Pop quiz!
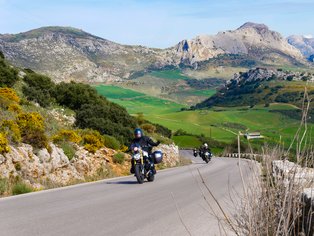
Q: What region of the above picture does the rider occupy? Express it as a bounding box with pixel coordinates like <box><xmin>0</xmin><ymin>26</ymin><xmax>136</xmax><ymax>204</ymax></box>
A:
<box><xmin>129</xmin><ymin>128</ymin><xmax>160</xmax><ymax>174</ymax></box>
<box><xmin>199</xmin><ymin>143</ymin><xmax>211</xmax><ymax>156</ymax></box>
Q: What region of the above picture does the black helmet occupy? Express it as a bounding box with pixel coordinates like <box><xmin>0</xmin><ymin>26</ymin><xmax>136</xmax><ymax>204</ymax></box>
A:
<box><xmin>134</xmin><ymin>128</ymin><xmax>143</xmax><ymax>138</ymax></box>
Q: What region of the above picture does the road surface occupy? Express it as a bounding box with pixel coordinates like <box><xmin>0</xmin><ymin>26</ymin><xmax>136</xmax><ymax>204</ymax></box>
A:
<box><xmin>0</xmin><ymin>151</ymin><xmax>254</xmax><ymax>236</ymax></box>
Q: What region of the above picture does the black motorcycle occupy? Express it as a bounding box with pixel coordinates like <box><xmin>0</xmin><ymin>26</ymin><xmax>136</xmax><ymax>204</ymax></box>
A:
<box><xmin>193</xmin><ymin>148</ymin><xmax>212</xmax><ymax>163</ymax></box>
<box><xmin>131</xmin><ymin>146</ymin><xmax>163</xmax><ymax>184</ymax></box>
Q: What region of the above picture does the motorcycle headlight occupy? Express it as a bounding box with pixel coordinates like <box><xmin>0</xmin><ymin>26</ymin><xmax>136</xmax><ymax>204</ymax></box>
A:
<box><xmin>133</xmin><ymin>153</ymin><xmax>141</xmax><ymax>160</ymax></box>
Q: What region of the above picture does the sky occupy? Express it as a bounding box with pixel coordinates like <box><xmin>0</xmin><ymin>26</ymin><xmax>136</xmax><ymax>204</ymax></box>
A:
<box><xmin>0</xmin><ymin>0</ymin><xmax>313</xmax><ymax>48</ymax></box>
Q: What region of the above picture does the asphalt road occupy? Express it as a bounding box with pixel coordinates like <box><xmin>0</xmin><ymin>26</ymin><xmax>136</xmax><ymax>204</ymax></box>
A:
<box><xmin>0</xmin><ymin>151</ymin><xmax>254</xmax><ymax>236</ymax></box>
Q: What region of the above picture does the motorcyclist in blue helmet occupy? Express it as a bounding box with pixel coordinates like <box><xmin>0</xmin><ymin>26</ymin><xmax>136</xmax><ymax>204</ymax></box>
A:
<box><xmin>129</xmin><ymin>128</ymin><xmax>160</xmax><ymax>174</ymax></box>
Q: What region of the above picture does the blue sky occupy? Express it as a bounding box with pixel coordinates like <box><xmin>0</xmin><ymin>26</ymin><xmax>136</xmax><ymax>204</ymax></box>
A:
<box><xmin>0</xmin><ymin>0</ymin><xmax>313</xmax><ymax>48</ymax></box>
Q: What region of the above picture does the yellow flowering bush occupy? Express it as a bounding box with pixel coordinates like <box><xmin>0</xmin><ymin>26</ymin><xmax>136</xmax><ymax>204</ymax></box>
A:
<box><xmin>0</xmin><ymin>133</ymin><xmax>10</xmax><ymax>154</ymax></box>
<box><xmin>1</xmin><ymin>120</ymin><xmax>21</xmax><ymax>143</ymax></box>
<box><xmin>81</xmin><ymin>130</ymin><xmax>104</xmax><ymax>153</ymax></box>
<box><xmin>53</xmin><ymin>129</ymin><xmax>82</xmax><ymax>144</ymax></box>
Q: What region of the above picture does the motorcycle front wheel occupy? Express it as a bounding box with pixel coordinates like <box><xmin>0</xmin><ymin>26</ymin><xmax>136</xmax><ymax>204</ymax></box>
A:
<box><xmin>135</xmin><ymin>164</ymin><xmax>145</xmax><ymax>184</ymax></box>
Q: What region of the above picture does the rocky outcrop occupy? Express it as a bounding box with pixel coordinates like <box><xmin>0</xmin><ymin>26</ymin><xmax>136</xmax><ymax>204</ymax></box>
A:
<box><xmin>0</xmin><ymin>142</ymin><xmax>180</xmax><ymax>189</ymax></box>
<box><xmin>154</xmin><ymin>144</ymin><xmax>180</xmax><ymax>167</ymax></box>
<box><xmin>0</xmin><ymin>143</ymin><xmax>117</xmax><ymax>187</ymax></box>
<box><xmin>170</xmin><ymin>22</ymin><xmax>305</xmax><ymax>66</ymax></box>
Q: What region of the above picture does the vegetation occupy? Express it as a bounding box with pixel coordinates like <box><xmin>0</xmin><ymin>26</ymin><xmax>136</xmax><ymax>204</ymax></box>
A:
<box><xmin>0</xmin><ymin>55</ymin><xmax>19</xmax><ymax>87</ymax></box>
<box><xmin>12</xmin><ymin>182</ymin><xmax>33</xmax><ymax>195</ymax></box>
<box><xmin>112</xmin><ymin>152</ymin><xmax>125</xmax><ymax>164</ymax></box>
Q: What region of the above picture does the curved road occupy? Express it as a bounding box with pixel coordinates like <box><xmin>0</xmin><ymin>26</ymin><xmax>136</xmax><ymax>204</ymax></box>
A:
<box><xmin>0</xmin><ymin>151</ymin><xmax>254</xmax><ymax>236</ymax></box>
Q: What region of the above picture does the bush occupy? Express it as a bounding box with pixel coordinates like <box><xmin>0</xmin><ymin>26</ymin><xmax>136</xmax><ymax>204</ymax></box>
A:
<box><xmin>1</xmin><ymin>120</ymin><xmax>21</xmax><ymax>143</ymax></box>
<box><xmin>141</xmin><ymin>123</ymin><xmax>156</xmax><ymax>134</ymax></box>
<box><xmin>0</xmin><ymin>132</ymin><xmax>10</xmax><ymax>154</ymax></box>
<box><xmin>112</xmin><ymin>152</ymin><xmax>125</xmax><ymax>164</ymax></box>
<box><xmin>22</xmin><ymin>73</ymin><xmax>55</xmax><ymax>107</ymax></box>
<box><xmin>0</xmin><ymin>57</ymin><xmax>19</xmax><ymax>87</ymax></box>
<box><xmin>16</xmin><ymin>112</ymin><xmax>48</xmax><ymax>149</ymax></box>
<box><xmin>53</xmin><ymin>129</ymin><xmax>81</xmax><ymax>144</ymax></box>
<box><xmin>0</xmin><ymin>87</ymin><xmax>20</xmax><ymax>109</ymax></box>
<box><xmin>103</xmin><ymin>134</ymin><xmax>120</xmax><ymax>150</ymax></box>
<box><xmin>81</xmin><ymin>130</ymin><xmax>104</xmax><ymax>153</ymax></box>
<box><xmin>60</xmin><ymin>141</ymin><xmax>76</xmax><ymax>161</ymax></box>
<box><xmin>12</xmin><ymin>182</ymin><xmax>33</xmax><ymax>195</ymax></box>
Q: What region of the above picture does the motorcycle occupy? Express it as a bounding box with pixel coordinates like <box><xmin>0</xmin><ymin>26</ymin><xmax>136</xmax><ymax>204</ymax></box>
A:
<box><xmin>194</xmin><ymin>148</ymin><xmax>212</xmax><ymax>163</ymax></box>
<box><xmin>201</xmin><ymin>151</ymin><xmax>212</xmax><ymax>163</ymax></box>
<box><xmin>131</xmin><ymin>145</ymin><xmax>163</xmax><ymax>184</ymax></box>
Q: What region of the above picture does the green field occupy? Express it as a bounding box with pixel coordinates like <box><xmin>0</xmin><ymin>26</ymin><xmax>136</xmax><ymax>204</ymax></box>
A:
<box><xmin>95</xmin><ymin>85</ymin><xmax>185</xmax><ymax>115</ymax></box>
<box><xmin>96</xmin><ymin>85</ymin><xmax>313</xmax><ymax>148</ymax></box>
<box><xmin>149</xmin><ymin>69</ymin><xmax>190</xmax><ymax>80</ymax></box>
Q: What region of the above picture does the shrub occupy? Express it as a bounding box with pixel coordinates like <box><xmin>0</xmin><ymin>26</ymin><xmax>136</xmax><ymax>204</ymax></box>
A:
<box><xmin>12</xmin><ymin>182</ymin><xmax>33</xmax><ymax>195</ymax></box>
<box><xmin>7</xmin><ymin>104</ymin><xmax>22</xmax><ymax>113</ymax></box>
<box><xmin>1</xmin><ymin>120</ymin><xmax>21</xmax><ymax>143</ymax></box>
<box><xmin>0</xmin><ymin>87</ymin><xmax>20</xmax><ymax>103</ymax></box>
<box><xmin>112</xmin><ymin>152</ymin><xmax>125</xmax><ymax>164</ymax></box>
<box><xmin>0</xmin><ymin>57</ymin><xmax>19</xmax><ymax>87</ymax></box>
<box><xmin>16</xmin><ymin>112</ymin><xmax>48</xmax><ymax>149</ymax></box>
<box><xmin>21</xmin><ymin>129</ymin><xmax>48</xmax><ymax>149</ymax></box>
<box><xmin>81</xmin><ymin>130</ymin><xmax>104</xmax><ymax>153</ymax></box>
<box><xmin>60</xmin><ymin>141</ymin><xmax>76</xmax><ymax>161</ymax></box>
<box><xmin>53</xmin><ymin>129</ymin><xmax>81</xmax><ymax>144</ymax></box>
<box><xmin>0</xmin><ymin>87</ymin><xmax>20</xmax><ymax>109</ymax></box>
<box><xmin>17</xmin><ymin>112</ymin><xmax>45</xmax><ymax>132</ymax></box>
<box><xmin>22</xmin><ymin>73</ymin><xmax>55</xmax><ymax>107</ymax></box>
<box><xmin>103</xmin><ymin>134</ymin><xmax>120</xmax><ymax>150</ymax></box>
<box><xmin>141</xmin><ymin>123</ymin><xmax>156</xmax><ymax>134</ymax></box>
<box><xmin>0</xmin><ymin>132</ymin><xmax>10</xmax><ymax>154</ymax></box>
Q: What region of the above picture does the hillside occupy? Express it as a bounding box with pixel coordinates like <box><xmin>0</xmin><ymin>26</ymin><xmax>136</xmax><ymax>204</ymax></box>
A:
<box><xmin>194</xmin><ymin>67</ymin><xmax>314</xmax><ymax>120</ymax></box>
<box><xmin>0</xmin><ymin>56</ymin><xmax>178</xmax><ymax>196</ymax></box>
<box><xmin>0</xmin><ymin>23</ymin><xmax>309</xmax><ymax>85</ymax></box>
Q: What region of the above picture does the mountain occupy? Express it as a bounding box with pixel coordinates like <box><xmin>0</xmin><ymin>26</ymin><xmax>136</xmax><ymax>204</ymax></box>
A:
<box><xmin>287</xmin><ymin>35</ymin><xmax>314</xmax><ymax>61</ymax></box>
<box><xmin>171</xmin><ymin>22</ymin><xmax>304</xmax><ymax>66</ymax></box>
<box><xmin>0</xmin><ymin>26</ymin><xmax>170</xmax><ymax>83</ymax></box>
<box><xmin>0</xmin><ymin>23</ymin><xmax>308</xmax><ymax>83</ymax></box>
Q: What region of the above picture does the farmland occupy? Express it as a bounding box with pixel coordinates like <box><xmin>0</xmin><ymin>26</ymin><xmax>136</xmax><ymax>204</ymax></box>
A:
<box><xmin>96</xmin><ymin>85</ymin><xmax>314</xmax><ymax>148</ymax></box>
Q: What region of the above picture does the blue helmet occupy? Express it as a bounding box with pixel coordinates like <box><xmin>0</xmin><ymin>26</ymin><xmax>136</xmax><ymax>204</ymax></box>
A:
<box><xmin>134</xmin><ymin>128</ymin><xmax>143</xmax><ymax>138</ymax></box>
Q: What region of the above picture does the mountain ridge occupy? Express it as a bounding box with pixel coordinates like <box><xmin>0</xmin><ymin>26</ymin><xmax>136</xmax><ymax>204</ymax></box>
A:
<box><xmin>0</xmin><ymin>22</ymin><xmax>310</xmax><ymax>83</ymax></box>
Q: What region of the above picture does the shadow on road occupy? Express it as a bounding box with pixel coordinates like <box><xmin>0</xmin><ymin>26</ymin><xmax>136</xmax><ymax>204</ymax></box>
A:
<box><xmin>106</xmin><ymin>180</ymin><xmax>139</xmax><ymax>185</ymax></box>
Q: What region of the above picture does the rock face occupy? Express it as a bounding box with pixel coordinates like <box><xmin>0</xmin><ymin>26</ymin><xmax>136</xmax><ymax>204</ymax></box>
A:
<box><xmin>154</xmin><ymin>144</ymin><xmax>180</xmax><ymax>167</ymax></box>
<box><xmin>170</xmin><ymin>22</ymin><xmax>305</xmax><ymax>66</ymax></box>
<box><xmin>0</xmin><ymin>23</ymin><xmax>307</xmax><ymax>84</ymax></box>
<box><xmin>0</xmin><ymin>143</ymin><xmax>115</xmax><ymax>187</ymax></box>
<box><xmin>0</xmin><ymin>142</ymin><xmax>180</xmax><ymax>188</ymax></box>
<box><xmin>288</xmin><ymin>35</ymin><xmax>314</xmax><ymax>60</ymax></box>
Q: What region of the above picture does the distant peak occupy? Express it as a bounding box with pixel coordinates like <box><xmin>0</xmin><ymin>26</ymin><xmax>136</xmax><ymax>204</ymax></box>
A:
<box><xmin>303</xmin><ymin>34</ymin><xmax>313</xmax><ymax>39</ymax></box>
<box><xmin>238</xmin><ymin>22</ymin><xmax>269</xmax><ymax>31</ymax></box>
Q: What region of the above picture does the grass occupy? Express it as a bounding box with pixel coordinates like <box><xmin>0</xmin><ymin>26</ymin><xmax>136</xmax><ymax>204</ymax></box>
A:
<box><xmin>12</xmin><ymin>182</ymin><xmax>33</xmax><ymax>195</ymax></box>
<box><xmin>172</xmin><ymin>135</ymin><xmax>202</xmax><ymax>148</ymax></box>
<box><xmin>149</xmin><ymin>69</ymin><xmax>190</xmax><ymax>80</ymax></box>
<box><xmin>95</xmin><ymin>85</ymin><xmax>185</xmax><ymax>115</ymax></box>
<box><xmin>112</xmin><ymin>152</ymin><xmax>125</xmax><ymax>164</ymax></box>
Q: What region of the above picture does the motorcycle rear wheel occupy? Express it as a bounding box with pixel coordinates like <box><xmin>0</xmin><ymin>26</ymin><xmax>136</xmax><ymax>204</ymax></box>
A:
<box><xmin>135</xmin><ymin>164</ymin><xmax>145</xmax><ymax>184</ymax></box>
